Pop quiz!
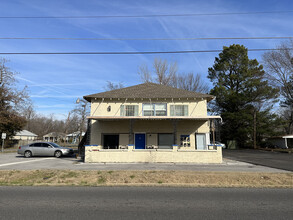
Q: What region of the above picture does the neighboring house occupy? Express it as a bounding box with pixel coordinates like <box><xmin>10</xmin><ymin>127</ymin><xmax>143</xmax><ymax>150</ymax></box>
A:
<box><xmin>43</xmin><ymin>132</ymin><xmax>66</xmax><ymax>142</ymax></box>
<box><xmin>13</xmin><ymin>130</ymin><xmax>38</xmax><ymax>141</ymax></box>
<box><xmin>268</xmin><ymin>135</ymin><xmax>293</xmax><ymax>148</ymax></box>
<box><xmin>83</xmin><ymin>83</ymin><xmax>222</xmax><ymax>163</ymax></box>
<box><xmin>66</xmin><ymin>131</ymin><xmax>85</xmax><ymax>144</ymax></box>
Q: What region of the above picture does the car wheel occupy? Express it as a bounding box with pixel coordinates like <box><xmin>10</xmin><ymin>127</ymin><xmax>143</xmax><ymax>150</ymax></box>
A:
<box><xmin>24</xmin><ymin>151</ymin><xmax>32</xmax><ymax>158</ymax></box>
<box><xmin>54</xmin><ymin>151</ymin><xmax>62</xmax><ymax>158</ymax></box>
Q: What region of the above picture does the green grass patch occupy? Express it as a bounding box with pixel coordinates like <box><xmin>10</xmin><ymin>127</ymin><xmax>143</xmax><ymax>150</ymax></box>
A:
<box><xmin>98</xmin><ymin>176</ymin><xmax>106</xmax><ymax>184</ymax></box>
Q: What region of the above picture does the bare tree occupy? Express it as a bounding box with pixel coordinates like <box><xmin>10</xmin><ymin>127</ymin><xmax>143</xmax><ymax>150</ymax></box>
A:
<box><xmin>138</xmin><ymin>64</ymin><xmax>152</xmax><ymax>83</ymax></box>
<box><xmin>177</xmin><ymin>73</ymin><xmax>209</xmax><ymax>93</ymax></box>
<box><xmin>153</xmin><ymin>58</ymin><xmax>177</xmax><ymax>86</ymax></box>
<box><xmin>262</xmin><ymin>40</ymin><xmax>293</xmax><ymax>133</ymax></box>
<box><xmin>104</xmin><ymin>81</ymin><xmax>124</xmax><ymax>91</ymax></box>
<box><xmin>138</xmin><ymin>58</ymin><xmax>209</xmax><ymax>93</ymax></box>
<box><xmin>22</xmin><ymin>104</ymin><xmax>36</xmax><ymax>131</ymax></box>
<box><xmin>263</xmin><ymin>40</ymin><xmax>293</xmax><ymax>94</ymax></box>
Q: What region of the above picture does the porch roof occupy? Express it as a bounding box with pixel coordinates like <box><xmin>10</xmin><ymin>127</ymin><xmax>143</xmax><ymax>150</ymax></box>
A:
<box><xmin>87</xmin><ymin>115</ymin><xmax>221</xmax><ymax>120</ymax></box>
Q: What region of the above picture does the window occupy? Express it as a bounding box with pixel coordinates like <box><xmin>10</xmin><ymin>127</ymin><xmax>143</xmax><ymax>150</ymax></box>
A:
<box><xmin>103</xmin><ymin>134</ymin><xmax>119</xmax><ymax>149</ymax></box>
<box><xmin>120</xmin><ymin>105</ymin><xmax>138</xmax><ymax>116</ymax></box>
<box><xmin>158</xmin><ymin>133</ymin><xmax>173</xmax><ymax>149</ymax></box>
<box><xmin>30</xmin><ymin>143</ymin><xmax>42</xmax><ymax>147</ymax></box>
<box><xmin>170</xmin><ymin>105</ymin><xmax>188</xmax><ymax>116</ymax></box>
<box><xmin>143</xmin><ymin>103</ymin><xmax>167</xmax><ymax>116</ymax></box>
<box><xmin>125</xmin><ymin>105</ymin><xmax>135</xmax><ymax>116</ymax></box>
<box><xmin>155</xmin><ymin>104</ymin><xmax>167</xmax><ymax>116</ymax></box>
<box><xmin>42</xmin><ymin>143</ymin><xmax>51</xmax><ymax>148</ymax></box>
<box><xmin>143</xmin><ymin>104</ymin><xmax>154</xmax><ymax>116</ymax></box>
<box><xmin>180</xmin><ymin>135</ymin><xmax>190</xmax><ymax>147</ymax></box>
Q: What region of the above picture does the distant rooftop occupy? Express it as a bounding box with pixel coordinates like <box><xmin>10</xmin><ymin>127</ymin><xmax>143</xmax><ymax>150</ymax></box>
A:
<box><xmin>84</xmin><ymin>82</ymin><xmax>214</xmax><ymax>101</ymax></box>
<box><xmin>43</xmin><ymin>132</ymin><xmax>66</xmax><ymax>137</ymax></box>
<box><xmin>15</xmin><ymin>130</ymin><xmax>38</xmax><ymax>137</ymax></box>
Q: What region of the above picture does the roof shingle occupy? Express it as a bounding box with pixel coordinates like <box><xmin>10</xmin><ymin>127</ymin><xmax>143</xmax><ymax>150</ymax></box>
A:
<box><xmin>84</xmin><ymin>83</ymin><xmax>213</xmax><ymax>101</ymax></box>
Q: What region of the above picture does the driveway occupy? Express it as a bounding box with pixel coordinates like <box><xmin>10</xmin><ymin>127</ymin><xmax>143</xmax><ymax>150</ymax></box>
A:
<box><xmin>0</xmin><ymin>153</ymin><xmax>289</xmax><ymax>172</ymax></box>
<box><xmin>223</xmin><ymin>149</ymin><xmax>293</xmax><ymax>172</ymax></box>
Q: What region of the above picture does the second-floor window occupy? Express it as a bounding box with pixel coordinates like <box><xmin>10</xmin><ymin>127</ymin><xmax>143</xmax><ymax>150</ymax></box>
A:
<box><xmin>170</xmin><ymin>105</ymin><xmax>188</xmax><ymax>116</ymax></box>
<box><xmin>120</xmin><ymin>105</ymin><xmax>138</xmax><ymax>116</ymax></box>
<box><xmin>143</xmin><ymin>103</ymin><xmax>167</xmax><ymax>116</ymax></box>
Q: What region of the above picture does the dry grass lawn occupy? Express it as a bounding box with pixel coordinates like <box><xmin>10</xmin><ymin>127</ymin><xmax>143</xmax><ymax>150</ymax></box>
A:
<box><xmin>0</xmin><ymin>170</ymin><xmax>292</xmax><ymax>188</ymax></box>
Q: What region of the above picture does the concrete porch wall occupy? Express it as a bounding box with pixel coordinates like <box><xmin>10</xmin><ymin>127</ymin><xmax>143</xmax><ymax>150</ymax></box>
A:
<box><xmin>85</xmin><ymin>145</ymin><xmax>222</xmax><ymax>163</ymax></box>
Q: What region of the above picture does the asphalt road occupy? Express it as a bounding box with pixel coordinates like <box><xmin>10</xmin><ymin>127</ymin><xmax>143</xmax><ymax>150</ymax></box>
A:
<box><xmin>0</xmin><ymin>187</ymin><xmax>292</xmax><ymax>220</ymax></box>
<box><xmin>223</xmin><ymin>149</ymin><xmax>293</xmax><ymax>172</ymax></box>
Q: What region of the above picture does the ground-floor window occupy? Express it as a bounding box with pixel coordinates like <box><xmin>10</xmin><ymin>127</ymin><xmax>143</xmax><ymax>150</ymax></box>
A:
<box><xmin>158</xmin><ymin>133</ymin><xmax>173</xmax><ymax>149</ymax></box>
<box><xmin>180</xmin><ymin>135</ymin><xmax>190</xmax><ymax>147</ymax></box>
<box><xmin>103</xmin><ymin>134</ymin><xmax>119</xmax><ymax>149</ymax></box>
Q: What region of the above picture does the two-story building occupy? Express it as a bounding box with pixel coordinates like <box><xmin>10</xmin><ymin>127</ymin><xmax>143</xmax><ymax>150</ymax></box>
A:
<box><xmin>83</xmin><ymin>83</ymin><xmax>222</xmax><ymax>163</ymax></box>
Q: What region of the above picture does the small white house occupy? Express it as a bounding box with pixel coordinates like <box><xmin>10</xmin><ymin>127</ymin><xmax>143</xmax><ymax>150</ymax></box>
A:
<box><xmin>66</xmin><ymin>131</ymin><xmax>85</xmax><ymax>143</ymax></box>
<box><xmin>13</xmin><ymin>130</ymin><xmax>38</xmax><ymax>141</ymax></box>
<box><xmin>43</xmin><ymin>132</ymin><xmax>66</xmax><ymax>142</ymax></box>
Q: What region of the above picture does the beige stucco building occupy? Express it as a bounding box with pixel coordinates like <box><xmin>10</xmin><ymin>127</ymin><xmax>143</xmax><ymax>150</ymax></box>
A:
<box><xmin>83</xmin><ymin>83</ymin><xmax>222</xmax><ymax>163</ymax></box>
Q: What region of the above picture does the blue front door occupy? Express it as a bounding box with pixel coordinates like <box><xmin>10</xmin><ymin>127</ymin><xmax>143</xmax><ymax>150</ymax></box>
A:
<box><xmin>135</xmin><ymin>134</ymin><xmax>146</xmax><ymax>149</ymax></box>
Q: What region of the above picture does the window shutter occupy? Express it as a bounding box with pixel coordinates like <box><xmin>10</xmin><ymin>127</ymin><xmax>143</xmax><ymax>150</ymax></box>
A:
<box><xmin>120</xmin><ymin>105</ymin><xmax>125</xmax><ymax>116</ymax></box>
<box><xmin>134</xmin><ymin>105</ymin><xmax>138</xmax><ymax>116</ymax></box>
<box><xmin>184</xmin><ymin>105</ymin><xmax>188</xmax><ymax>116</ymax></box>
<box><xmin>170</xmin><ymin>105</ymin><xmax>174</xmax><ymax>116</ymax></box>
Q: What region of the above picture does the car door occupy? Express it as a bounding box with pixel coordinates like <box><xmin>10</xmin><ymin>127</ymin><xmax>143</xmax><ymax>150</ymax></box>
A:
<box><xmin>31</xmin><ymin>142</ymin><xmax>43</xmax><ymax>156</ymax></box>
<box><xmin>41</xmin><ymin>143</ymin><xmax>55</xmax><ymax>156</ymax></box>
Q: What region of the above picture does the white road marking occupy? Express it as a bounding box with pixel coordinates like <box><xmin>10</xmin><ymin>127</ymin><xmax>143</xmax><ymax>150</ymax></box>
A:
<box><xmin>0</xmin><ymin>158</ymin><xmax>56</xmax><ymax>167</ymax></box>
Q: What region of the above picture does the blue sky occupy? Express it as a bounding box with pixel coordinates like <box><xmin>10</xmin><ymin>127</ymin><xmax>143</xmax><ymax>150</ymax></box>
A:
<box><xmin>1</xmin><ymin>0</ymin><xmax>293</xmax><ymax>119</ymax></box>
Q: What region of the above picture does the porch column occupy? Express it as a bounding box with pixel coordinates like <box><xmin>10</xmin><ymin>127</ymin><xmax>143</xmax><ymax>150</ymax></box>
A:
<box><xmin>129</xmin><ymin>119</ymin><xmax>134</xmax><ymax>145</ymax></box>
<box><xmin>172</xmin><ymin>120</ymin><xmax>178</xmax><ymax>145</ymax></box>
<box><xmin>285</xmin><ymin>137</ymin><xmax>288</xmax><ymax>148</ymax></box>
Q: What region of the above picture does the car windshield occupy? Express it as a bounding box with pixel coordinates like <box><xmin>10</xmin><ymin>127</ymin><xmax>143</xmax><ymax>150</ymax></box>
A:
<box><xmin>50</xmin><ymin>143</ymin><xmax>62</xmax><ymax>148</ymax></box>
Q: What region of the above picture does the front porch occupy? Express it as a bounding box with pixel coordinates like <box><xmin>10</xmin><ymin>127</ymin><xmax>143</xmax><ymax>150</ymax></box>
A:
<box><xmin>84</xmin><ymin>116</ymin><xmax>222</xmax><ymax>163</ymax></box>
<box><xmin>87</xmin><ymin>117</ymin><xmax>221</xmax><ymax>150</ymax></box>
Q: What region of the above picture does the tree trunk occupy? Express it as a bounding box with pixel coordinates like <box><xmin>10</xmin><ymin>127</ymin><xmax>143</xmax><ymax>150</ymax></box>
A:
<box><xmin>253</xmin><ymin>110</ymin><xmax>257</xmax><ymax>149</ymax></box>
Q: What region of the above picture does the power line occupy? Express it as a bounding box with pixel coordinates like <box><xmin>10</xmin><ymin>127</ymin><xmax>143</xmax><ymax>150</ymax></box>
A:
<box><xmin>0</xmin><ymin>48</ymin><xmax>292</xmax><ymax>55</ymax></box>
<box><xmin>1</xmin><ymin>10</ymin><xmax>293</xmax><ymax>19</ymax></box>
<box><xmin>0</xmin><ymin>37</ymin><xmax>292</xmax><ymax>41</ymax></box>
